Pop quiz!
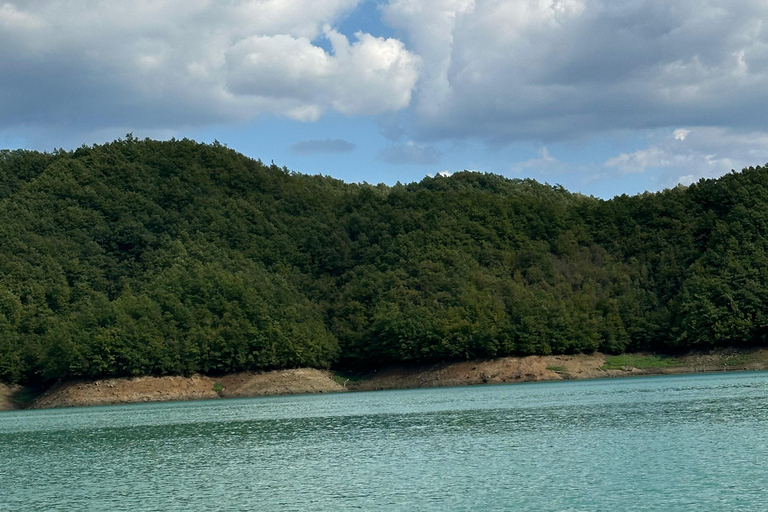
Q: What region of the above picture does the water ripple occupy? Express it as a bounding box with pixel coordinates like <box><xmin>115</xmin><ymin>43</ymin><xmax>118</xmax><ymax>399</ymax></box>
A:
<box><xmin>2</xmin><ymin>371</ymin><xmax>768</xmax><ymax>511</ymax></box>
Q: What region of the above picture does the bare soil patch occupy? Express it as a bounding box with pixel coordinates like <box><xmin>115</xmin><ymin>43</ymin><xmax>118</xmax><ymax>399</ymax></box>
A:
<box><xmin>219</xmin><ymin>368</ymin><xmax>346</xmax><ymax>398</ymax></box>
<box><xmin>349</xmin><ymin>348</ymin><xmax>768</xmax><ymax>391</ymax></box>
<box><xmin>348</xmin><ymin>353</ymin><xmax>608</xmax><ymax>391</ymax></box>
<box><xmin>28</xmin><ymin>368</ymin><xmax>346</xmax><ymax>409</ymax></box>
<box><xmin>5</xmin><ymin>348</ymin><xmax>768</xmax><ymax>411</ymax></box>
<box><xmin>31</xmin><ymin>375</ymin><xmax>221</xmax><ymax>409</ymax></box>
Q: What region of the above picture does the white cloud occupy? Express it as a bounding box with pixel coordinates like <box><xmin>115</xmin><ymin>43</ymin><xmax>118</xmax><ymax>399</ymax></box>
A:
<box><xmin>605</xmin><ymin>147</ymin><xmax>670</xmax><ymax>174</ymax></box>
<box><xmin>513</xmin><ymin>147</ymin><xmax>562</xmax><ymax>172</ymax></box>
<box><xmin>0</xmin><ymin>0</ymin><xmax>418</xmax><ymax>133</ymax></box>
<box><xmin>382</xmin><ymin>0</ymin><xmax>768</xmax><ymax>143</ymax></box>
<box><xmin>427</xmin><ymin>169</ymin><xmax>483</xmax><ymax>178</ymax></box>
<box><xmin>0</xmin><ymin>3</ymin><xmax>45</xmax><ymax>31</ymax></box>
<box><xmin>225</xmin><ymin>28</ymin><xmax>419</xmax><ymax>120</ymax></box>
<box><xmin>4</xmin><ymin>0</ymin><xmax>768</xmax><ymax>188</ymax></box>
<box><xmin>427</xmin><ymin>170</ymin><xmax>455</xmax><ymax>177</ymax></box>
<box><xmin>604</xmin><ymin>127</ymin><xmax>768</xmax><ymax>186</ymax></box>
<box><xmin>382</xmin><ymin>0</ymin><xmax>474</xmax><ymax>121</ymax></box>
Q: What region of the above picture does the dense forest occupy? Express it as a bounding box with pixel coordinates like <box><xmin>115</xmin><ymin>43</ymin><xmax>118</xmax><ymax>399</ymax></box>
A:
<box><xmin>1</xmin><ymin>136</ymin><xmax>767</xmax><ymax>385</ymax></box>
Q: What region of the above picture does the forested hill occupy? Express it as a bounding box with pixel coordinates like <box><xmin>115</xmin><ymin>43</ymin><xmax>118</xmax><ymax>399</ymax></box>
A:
<box><xmin>1</xmin><ymin>137</ymin><xmax>767</xmax><ymax>385</ymax></box>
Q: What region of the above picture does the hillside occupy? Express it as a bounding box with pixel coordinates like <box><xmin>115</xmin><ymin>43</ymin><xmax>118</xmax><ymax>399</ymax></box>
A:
<box><xmin>1</xmin><ymin>136</ymin><xmax>767</xmax><ymax>386</ymax></box>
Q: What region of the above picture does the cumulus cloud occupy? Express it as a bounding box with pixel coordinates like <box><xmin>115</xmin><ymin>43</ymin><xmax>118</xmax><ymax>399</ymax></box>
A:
<box><xmin>383</xmin><ymin>0</ymin><xmax>768</xmax><ymax>143</ymax></box>
<box><xmin>604</xmin><ymin>127</ymin><xmax>768</xmax><ymax>187</ymax></box>
<box><xmin>288</xmin><ymin>138</ymin><xmax>356</xmax><ymax>154</ymax></box>
<box><xmin>226</xmin><ymin>27</ymin><xmax>420</xmax><ymax>120</ymax></box>
<box><xmin>382</xmin><ymin>0</ymin><xmax>474</xmax><ymax>121</ymax></box>
<box><xmin>377</xmin><ymin>141</ymin><xmax>442</xmax><ymax>165</ymax></box>
<box><xmin>605</xmin><ymin>147</ymin><xmax>670</xmax><ymax>174</ymax></box>
<box><xmin>0</xmin><ymin>0</ymin><xmax>419</xmax><ymax>133</ymax></box>
<box><xmin>513</xmin><ymin>147</ymin><xmax>564</xmax><ymax>173</ymax></box>
<box><xmin>5</xmin><ymin>0</ymin><xmax>768</xmax><ymax>187</ymax></box>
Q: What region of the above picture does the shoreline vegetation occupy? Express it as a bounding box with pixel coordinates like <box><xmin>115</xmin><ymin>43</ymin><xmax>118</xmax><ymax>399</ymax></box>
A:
<box><xmin>2</xmin><ymin>348</ymin><xmax>767</xmax><ymax>411</ymax></box>
<box><xmin>3</xmin><ymin>138</ymin><xmax>768</xmax><ymax>400</ymax></box>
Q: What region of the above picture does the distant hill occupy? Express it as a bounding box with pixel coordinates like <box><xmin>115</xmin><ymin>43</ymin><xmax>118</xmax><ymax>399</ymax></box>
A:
<box><xmin>1</xmin><ymin>136</ymin><xmax>767</xmax><ymax>385</ymax></box>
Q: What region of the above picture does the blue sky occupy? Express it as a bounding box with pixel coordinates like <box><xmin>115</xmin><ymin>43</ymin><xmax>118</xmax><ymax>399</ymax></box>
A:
<box><xmin>1</xmin><ymin>0</ymin><xmax>767</xmax><ymax>198</ymax></box>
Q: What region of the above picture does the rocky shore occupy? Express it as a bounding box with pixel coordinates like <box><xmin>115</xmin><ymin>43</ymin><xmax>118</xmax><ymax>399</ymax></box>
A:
<box><xmin>2</xmin><ymin>348</ymin><xmax>767</xmax><ymax>411</ymax></box>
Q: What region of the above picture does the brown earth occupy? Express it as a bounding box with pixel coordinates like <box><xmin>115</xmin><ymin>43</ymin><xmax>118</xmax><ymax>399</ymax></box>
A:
<box><xmin>348</xmin><ymin>353</ymin><xmax>613</xmax><ymax>391</ymax></box>
<box><xmin>5</xmin><ymin>348</ymin><xmax>768</xmax><ymax>411</ymax></box>
<box><xmin>31</xmin><ymin>375</ymin><xmax>221</xmax><ymax>409</ymax></box>
<box><xmin>30</xmin><ymin>369</ymin><xmax>346</xmax><ymax>409</ymax></box>
<box><xmin>348</xmin><ymin>348</ymin><xmax>768</xmax><ymax>392</ymax></box>
<box><xmin>218</xmin><ymin>368</ymin><xmax>346</xmax><ymax>398</ymax></box>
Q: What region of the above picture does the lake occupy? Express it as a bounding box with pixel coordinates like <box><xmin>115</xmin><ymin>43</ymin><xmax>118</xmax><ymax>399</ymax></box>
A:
<box><xmin>2</xmin><ymin>372</ymin><xmax>768</xmax><ymax>511</ymax></box>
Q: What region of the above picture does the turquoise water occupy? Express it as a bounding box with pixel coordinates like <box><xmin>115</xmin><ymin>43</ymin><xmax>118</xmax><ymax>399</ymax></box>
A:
<box><xmin>2</xmin><ymin>372</ymin><xmax>768</xmax><ymax>511</ymax></box>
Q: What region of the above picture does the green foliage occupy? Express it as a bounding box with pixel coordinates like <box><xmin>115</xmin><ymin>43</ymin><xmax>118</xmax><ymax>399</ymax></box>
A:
<box><xmin>331</xmin><ymin>372</ymin><xmax>368</xmax><ymax>386</ymax></box>
<box><xmin>0</xmin><ymin>137</ymin><xmax>766</xmax><ymax>384</ymax></box>
<box><xmin>602</xmin><ymin>354</ymin><xmax>675</xmax><ymax>370</ymax></box>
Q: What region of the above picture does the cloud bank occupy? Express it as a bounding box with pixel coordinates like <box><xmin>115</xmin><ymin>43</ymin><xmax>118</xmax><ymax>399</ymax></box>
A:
<box><xmin>383</xmin><ymin>0</ymin><xmax>768</xmax><ymax>144</ymax></box>
<box><xmin>604</xmin><ymin>127</ymin><xmax>768</xmax><ymax>187</ymax></box>
<box><xmin>0</xmin><ymin>0</ymin><xmax>419</xmax><ymax>132</ymax></box>
<box><xmin>2</xmin><ymin>0</ymin><xmax>767</xmax><ymax>186</ymax></box>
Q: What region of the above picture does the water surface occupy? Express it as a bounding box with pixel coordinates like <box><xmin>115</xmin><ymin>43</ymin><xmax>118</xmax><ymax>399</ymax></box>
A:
<box><xmin>2</xmin><ymin>372</ymin><xmax>768</xmax><ymax>511</ymax></box>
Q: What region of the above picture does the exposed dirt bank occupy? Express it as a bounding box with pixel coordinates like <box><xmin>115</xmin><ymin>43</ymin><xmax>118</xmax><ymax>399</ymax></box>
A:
<box><xmin>30</xmin><ymin>369</ymin><xmax>346</xmax><ymax>409</ymax></box>
<box><xmin>217</xmin><ymin>369</ymin><xmax>346</xmax><ymax>399</ymax></box>
<box><xmin>346</xmin><ymin>348</ymin><xmax>768</xmax><ymax>391</ymax></box>
<box><xmin>4</xmin><ymin>348</ymin><xmax>768</xmax><ymax>411</ymax></box>
<box><xmin>346</xmin><ymin>353</ymin><xmax>606</xmax><ymax>391</ymax></box>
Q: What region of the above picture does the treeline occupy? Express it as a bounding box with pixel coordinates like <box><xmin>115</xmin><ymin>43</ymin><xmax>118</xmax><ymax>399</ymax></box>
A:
<box><xmin>1</xmin><ymin>136</ymin><xmax>767</xmax><ymax>384</ymax></box>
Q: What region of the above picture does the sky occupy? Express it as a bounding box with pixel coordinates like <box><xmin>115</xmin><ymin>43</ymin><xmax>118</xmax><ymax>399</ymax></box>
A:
<box><xmin>1</xmin><ymin>0</ymin><xmax>767</xmax><ymax>198</ymax></box>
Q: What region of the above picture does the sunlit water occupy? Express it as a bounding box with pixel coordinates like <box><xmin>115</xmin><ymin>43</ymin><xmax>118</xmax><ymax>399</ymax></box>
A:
<box><xmin>2</xmin><ymin>372</ymin><xmax>768</xmax><ymax>511</ymax></box>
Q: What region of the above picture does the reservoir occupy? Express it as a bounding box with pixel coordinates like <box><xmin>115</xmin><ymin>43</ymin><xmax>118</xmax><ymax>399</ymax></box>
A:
<box><xmin>2</xmin><ymin>372</ymin><xmax>768</xmax><ymax>511</ymax></box>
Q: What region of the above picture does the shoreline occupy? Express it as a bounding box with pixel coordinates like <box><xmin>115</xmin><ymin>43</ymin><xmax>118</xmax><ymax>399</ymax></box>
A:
<box><xmin>2</xmin><ymin>348</ymin><xmax>767</xmax><ymax>411</ymax></box>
